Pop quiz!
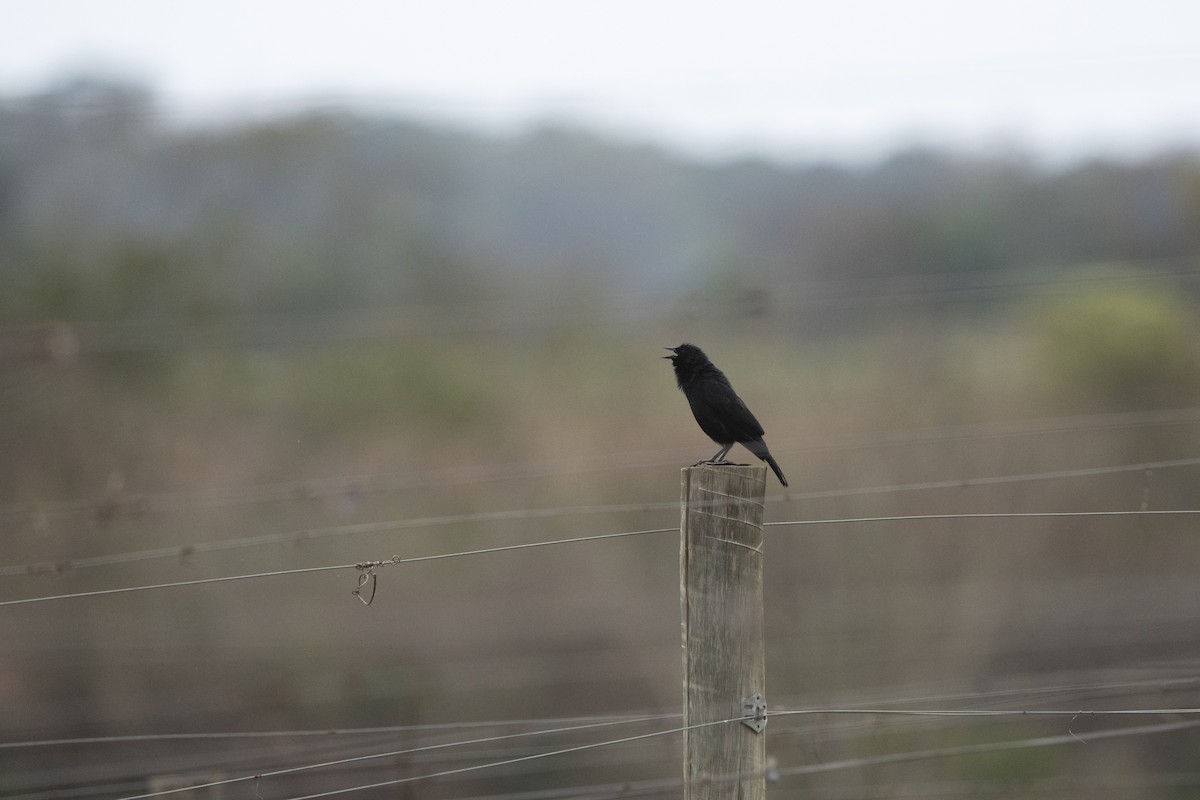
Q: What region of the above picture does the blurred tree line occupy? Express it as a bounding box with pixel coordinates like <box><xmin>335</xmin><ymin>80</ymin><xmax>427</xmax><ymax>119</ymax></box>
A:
<box><xmin>1</xmin><ymin>75</ymin><xmax>1199</xmax><ymax>328</ymax></box>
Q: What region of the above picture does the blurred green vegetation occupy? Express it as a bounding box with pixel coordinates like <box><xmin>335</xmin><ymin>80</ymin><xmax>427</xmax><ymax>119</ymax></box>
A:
<box><xmin>3</xmin><ymin>78</ymin><xmax>1200</xmax><ymax>327</ymax></box>
<box><xmin>1030</xmin><ymin>274</ymin><xmax>1200</xmax><ymax>410</ymax></box>
<box><xmin>285</xmin><ymin>344</ymin><xmax>501</xmax><ymax>438</ymax></box>
<box><xmin>3</xmin><ymin>77</ymin><xmax>1200</xmax><ymax>797</ymax></box>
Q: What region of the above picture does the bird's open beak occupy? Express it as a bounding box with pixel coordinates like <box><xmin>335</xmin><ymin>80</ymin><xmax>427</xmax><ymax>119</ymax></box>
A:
<box><xmin>662</xmin><ymin>347</ymin><xmax>677</xmax><ymax>359</ymax></box>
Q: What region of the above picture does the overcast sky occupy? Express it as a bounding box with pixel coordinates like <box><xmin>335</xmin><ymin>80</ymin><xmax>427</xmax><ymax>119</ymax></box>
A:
<box><xmin>4</xmin><ymin>0</ymin><xmax>1200</xmax><ymax>160</ymax></box>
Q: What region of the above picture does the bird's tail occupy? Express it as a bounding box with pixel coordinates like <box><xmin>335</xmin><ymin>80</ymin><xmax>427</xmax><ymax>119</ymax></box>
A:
<box><xmin>744</xmin><ymin>439</ymin><xmax>788</xmax><ymax>486</ymax></box>
<box><xmin>763</xmin><ymin>453</ymin><xmax>788</xmax><ymax>487</ymax></box>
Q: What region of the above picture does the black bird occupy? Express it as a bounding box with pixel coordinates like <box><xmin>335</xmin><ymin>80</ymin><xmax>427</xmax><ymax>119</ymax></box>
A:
<box><xmin>664</xmin><ymin>343</ymin><xmax>788</xmax><ymax>486</ymax></box>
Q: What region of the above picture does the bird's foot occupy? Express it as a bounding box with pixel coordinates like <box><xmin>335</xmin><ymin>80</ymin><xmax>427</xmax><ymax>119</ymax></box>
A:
<box><xmin>690</xmin><ymin>459</ymin><xmax>748</xmax><ymax>467</ymax></box>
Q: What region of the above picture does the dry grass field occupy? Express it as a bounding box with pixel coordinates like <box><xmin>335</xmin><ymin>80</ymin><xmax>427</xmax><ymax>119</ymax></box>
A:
<box><xmin>4</xmin><ymin>285</ymin><xmax>1200</xmax><ymax>797</ymax></box>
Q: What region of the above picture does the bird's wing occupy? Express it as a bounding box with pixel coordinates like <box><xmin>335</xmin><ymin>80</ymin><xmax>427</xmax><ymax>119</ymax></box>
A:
<box><xmin>697</xmin><ymin>379</ymin><xmax>765</xmax><ymax>441</ymax></box>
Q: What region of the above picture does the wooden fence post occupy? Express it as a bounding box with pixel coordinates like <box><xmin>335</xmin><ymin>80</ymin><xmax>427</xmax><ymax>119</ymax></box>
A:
<box><xmin>680</xmin><ymin>463</ymin><xmax>767</xmax><ymax>800</ymax></box>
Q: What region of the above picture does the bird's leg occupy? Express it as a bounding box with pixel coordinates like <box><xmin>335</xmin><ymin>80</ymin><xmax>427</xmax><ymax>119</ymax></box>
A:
<box><xmin>710</xmin><ymin>443</ymin><xmax>752</xmax><ymax>467</ymax></box>
<box><xmin>692</xmin><ymin>443</ymin><xmax>736</xmax><ymax>467</ymax></box>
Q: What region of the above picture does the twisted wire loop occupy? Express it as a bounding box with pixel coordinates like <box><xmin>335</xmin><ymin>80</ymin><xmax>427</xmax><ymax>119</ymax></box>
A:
<box><xmin>351</xmin><ymin>556</ymin><xmax>401</xmax><ymax>605</ymax></box>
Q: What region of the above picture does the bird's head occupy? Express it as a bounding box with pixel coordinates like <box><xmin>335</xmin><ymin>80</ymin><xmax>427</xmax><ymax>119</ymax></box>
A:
<box><xmin>663</xmin><ymin>345</ymin><xmax>712</xmax><ymax>391</ymax></box>
<box><xmin>663</xmin><ymin>343</ymin><xmax>703</xmax><ymax>364</ymax></box>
